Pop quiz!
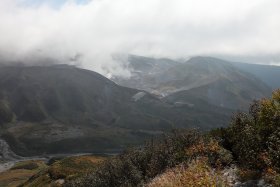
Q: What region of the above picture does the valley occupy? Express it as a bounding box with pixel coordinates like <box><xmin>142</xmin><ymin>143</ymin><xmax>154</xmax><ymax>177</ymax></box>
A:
<box><xmin>1</xmin><ymin>1</ymin><xmax>279</xmax><ymax>185</ymax></box>
<box><xmin>0</xmin><ymin>56</ymin><xmax>279</xmax><ymax>186</ymax></box>
<box><xmin>0</xmin><ymin>138</ymin><xmax>109</xmax><ymax>174</ymax></box>
<box><xmin>0</xmin><ymin>59</ymin><xmax>240</xmax><ymax>157</ymax></box>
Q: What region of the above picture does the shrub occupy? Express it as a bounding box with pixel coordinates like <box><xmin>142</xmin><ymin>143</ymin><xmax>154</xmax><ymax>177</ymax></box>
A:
<box><xmin>65</xmin><ymin>130</ymin><xmax>231</xmax><ymax>187</ymax></box>
<box><xmin>146</xmin><ymin>157</ymin><xmax>228</xmax><ymax>187</ymax></box>
<box><xmin>48</xmin><ymin>156</ymin><xmax>104</xmax><ymax>180</ymax></box>
<box><xmin>210</xmin><ymin>90</ymin><xmax>280</xmax><ymax>172</ymax></box>
<box><xmin>258</xmin><ymin>90</ymin><xmax>280</xmax><ymax>141</ymax></box>
<box><xmin>227</xmin><ymin>113</ymin><xmax>263</xmax><ymax>169</ymax></box>
<box><xmin>261</xmin><ymin>168</ymin><xmax>280</xmax><ymax>186</ymax></box>
<box><xmin>65</xmin><ymin>90</ymin><xmax>280</xmax><ymax>187</ymax></box>
<box><xmin>11</xmin><ymin>161</ymin><xmax>39</xmax><ymax>170</ymax></box>
<box><xmin>185</xmin><ymin>138</ymin><xmax>232</xmax><ymax>167</ymax></box>
<box><xmin>237</xmin><ymin>168</ymin><xmax>261</xmax><ymax>182</ymax></box>
<box><xmin>47</xmin><ymin>156</ymin><xmax>65</xmax><ymax>165</ymax></box>
<box><xmin>267</xmin><ymin>128</ymin><xmax>280</xmax><ymax>172</ymax></box>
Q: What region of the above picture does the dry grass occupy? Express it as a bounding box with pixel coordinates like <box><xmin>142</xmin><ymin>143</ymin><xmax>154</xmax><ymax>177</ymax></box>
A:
<box><xmin>0</xmin><ymin>169</ymin><xmax>35</xmax><ymax>187</ymax></box>
<box><xmin>0</xmin><ymin>160</ymin><xmax>46</xmax><ymax>187</ymax></box>
<box><xmin>48</xmin><ymin>155</ymin><xmax>105</xmax><ymax>180</ymax></box>
<box><xmin>73</xmin><ymin>155</ymin><xmax>105</xmax><ymax>164</ymax></box>
<box><xmin>0</xmin><ymin>155</ymin><xmax>106</xmax><ymax>187</ymax></box>
<box><xmin>22</xmin><ymin>155</ymin><xmax>106</xmax><ymax>187</ymax></box>
<box><xmin>146</xmin><ymin>157</ymin><xmax>229</xmax><ymax>187</ymax></box>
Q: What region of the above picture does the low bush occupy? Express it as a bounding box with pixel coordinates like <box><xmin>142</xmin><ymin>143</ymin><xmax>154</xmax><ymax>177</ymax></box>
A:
<box><xmin>11</xmin><ymin>161</ymin><xmax>39</xmax><ymax>170</ymax></box>
<box><xmin>209</xmin><ymin>90</ymin><xmax>280</xmax><ymax>185</ymax></box>
<box><xmin>48</xmin><ymin>156</ymin><xmax>104</xmax><ymax>180</ymax></box>
<box><xmin>267</xmin><ymin>128</ymin><xmax>280</xmax><ymax>172</ymax></box>
<box><xmin>65</xmin><ymin>130</ymin><xmax>232</xmax><ymax>187</ymax></box>
<box><xmin>146</xmin><ymin>157</ymin><xmax>227</xmax><ymax>187</ymax></box>
<box><xmin>185</xmin><ymin>138</ymin><xmax>232</xmax><ymax>167</ymax></box>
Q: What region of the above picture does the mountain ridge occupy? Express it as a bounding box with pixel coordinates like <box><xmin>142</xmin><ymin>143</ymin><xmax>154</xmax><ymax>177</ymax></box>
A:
<box><xmin>0</xmin><ymin>64</ymin><xmax>232</xmax><ymax>156</ymax></box>
<box><xmin>113</xmin><ymin>55</ymin><xmax>271</xmax><ymax>110</ymax></box>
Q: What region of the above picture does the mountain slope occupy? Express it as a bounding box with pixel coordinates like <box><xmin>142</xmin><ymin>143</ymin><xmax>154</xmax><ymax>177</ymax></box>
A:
<box><xmin>0</xmin><ymin>64</ymin><xmax>232</xmax><ymax>156</ymax></box>
<box><xmin>232</xmin><ymin>62</ymin><xmax>280</xmax><ymax>90</ymax></box>
<box><xmin>0</xmin><ymin>65</ymin><xmax>168</xmax><ymax>155</ymax></box>
<box><xmin>162</xmin><ymin>57</ymin><xmax>271</xmax><ymax>110</ymax></box>
<box><xmin>113</xmin><ymin>56</ymin><xmax>271</xmax><ymax>110</ymax></box>
<box><xmin>112</xmin><ymin>55</ymin><xmax>179</xmax><ymax>94</ymax></box>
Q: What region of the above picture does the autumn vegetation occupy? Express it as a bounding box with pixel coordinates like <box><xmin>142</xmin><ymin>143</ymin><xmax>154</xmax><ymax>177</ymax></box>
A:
<box><xmin>2</xmin><ymin>90</ymin><xmax>280</xmax><ymax>187</ymax></box>
<box><xmin>66</xmin><ymin>90</ymin><xmax>280</xmax><ymax>187</ymax></box>
<box><xmin>211</xmin><ymin>89</ymin><xmax>280</xmax><ymax>185</ymax></box>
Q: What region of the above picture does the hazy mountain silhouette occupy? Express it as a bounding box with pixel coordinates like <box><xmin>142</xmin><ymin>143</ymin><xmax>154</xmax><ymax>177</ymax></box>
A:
<box><xmin>0</xmin><ymin>64</ymin><xmax>232</xmax><ymax>156</ymax></box>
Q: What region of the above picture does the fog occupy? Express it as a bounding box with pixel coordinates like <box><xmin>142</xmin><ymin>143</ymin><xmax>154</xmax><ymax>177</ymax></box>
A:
<box><xmin>0</xmin><ymin>0</ymin><xmax>280</xmax><ymax>76</ymax></box>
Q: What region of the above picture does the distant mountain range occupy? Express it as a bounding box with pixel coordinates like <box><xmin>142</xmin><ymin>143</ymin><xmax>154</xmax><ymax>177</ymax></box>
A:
<box><xmin>113</xmin><ymin>55</ymin><xmax>274</xmax><ymax>110</ymax></box>
<box><xmin>233</xmin><ymin>62</ymin><xmax>280</xmax><ymax>89</ymax></box>
<box><xmin>0</xmin><ymin>56</ymin><xmax>277</xmax><ymax>156</ymax></box>
<box><xmin>0</xmin><ymin>64</ymin><xmax>233</xmax><ymax>156</ymax></box>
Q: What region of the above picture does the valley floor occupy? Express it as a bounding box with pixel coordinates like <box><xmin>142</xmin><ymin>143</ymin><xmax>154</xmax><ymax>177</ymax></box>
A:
<box><xmin>0</xmin><ymin>155</ymin><xmax>106</xmax><ymax>187</ymax></box>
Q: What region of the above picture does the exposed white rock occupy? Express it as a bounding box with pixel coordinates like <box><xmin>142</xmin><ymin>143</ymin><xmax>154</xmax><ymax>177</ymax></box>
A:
<box><xmin>174</xmin><ymin>101</ymin><xmax>194</xmax><ymax>107</ymax></box>
<box><xmin>132</xmin><ymin>92</ymin><xmax>146</xmax><ymax>101</ymax></box>
<box><xmin>0</xmin><ymin>139</ymin><xmax>22</xmax><ymax>161</ymax></box>
<box><xmin>55</xmin><ymin>179</ymin><xmax>65</xmax><ymax>185</ymax></box>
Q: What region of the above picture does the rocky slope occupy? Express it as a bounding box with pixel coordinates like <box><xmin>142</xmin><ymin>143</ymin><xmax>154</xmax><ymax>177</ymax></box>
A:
<box><xmin>113</xmin><ymin>56</ymin><xmax>271</xmax><ymax>110</ymax></box>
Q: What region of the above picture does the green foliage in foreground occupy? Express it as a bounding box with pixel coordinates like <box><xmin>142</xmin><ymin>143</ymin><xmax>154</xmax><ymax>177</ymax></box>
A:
<box><xmin>14</xmin><ymin>89</ymin><xmax>279</xmax><ymax>187</ymax></box>
<box><xmin>65</xmin><ymin>130</ymin><xmax>232</xmax><ymax>187</ymax></box>
<box><xmin>64</xmin><ymin>90</ymin><xmax>280</xmax><ymax>187</ymax></box>
<box><xmin>212</xmin><ymin>89</ymin><xmax>280</xmax><ymax>172</ymax></box>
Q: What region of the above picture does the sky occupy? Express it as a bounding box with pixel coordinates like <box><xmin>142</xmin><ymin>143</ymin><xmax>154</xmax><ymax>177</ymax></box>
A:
<box><xmin>21</xmin><ymin>0</ymin><xmax>89</xmax><ymax>8</ymax></box>
<box><xmin>0</xmin><ymin>0</ymin><xmax>279</xmax><ymax>76</ymax></box>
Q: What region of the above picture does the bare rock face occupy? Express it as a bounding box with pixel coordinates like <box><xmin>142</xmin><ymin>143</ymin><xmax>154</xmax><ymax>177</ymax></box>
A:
<box><xmin>0</xmin><ymin>138</ymin><xmax>22</xmax><ymax>173</ymax></box>
<box><xmin>114</xmin><ymin>56</ymin><xmax>271</xmax><ymax>111</ymax></box>
<box><xmin>222</xmin><ymin>165</ymin><xmax>272</xmax><ymax>187</ymax></box>
<box><xmin>0</xmin><ymin>139</ymin><xmax>21</xmax><ymax>161</ymax></box>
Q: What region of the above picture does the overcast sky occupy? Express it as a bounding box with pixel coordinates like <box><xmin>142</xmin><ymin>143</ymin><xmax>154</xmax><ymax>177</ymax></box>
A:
<box><xmin>0</xmin><ymin>0</ymin><xmax>279</xmax><ymax>75</ymax></box>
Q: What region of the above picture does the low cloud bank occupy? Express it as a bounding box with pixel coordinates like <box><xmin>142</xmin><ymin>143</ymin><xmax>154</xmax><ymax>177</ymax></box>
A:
<box><xmin>0</xmin><ymin>0</ymin><xmax>280</xmax><ymax>76</ymax></box>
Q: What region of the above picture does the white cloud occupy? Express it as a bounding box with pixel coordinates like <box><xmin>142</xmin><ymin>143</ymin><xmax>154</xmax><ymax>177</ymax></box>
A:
<box><xmin>0</xmin><ymin>0</ymin><xmax>280</xmax><ymax>75</ymax></box>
